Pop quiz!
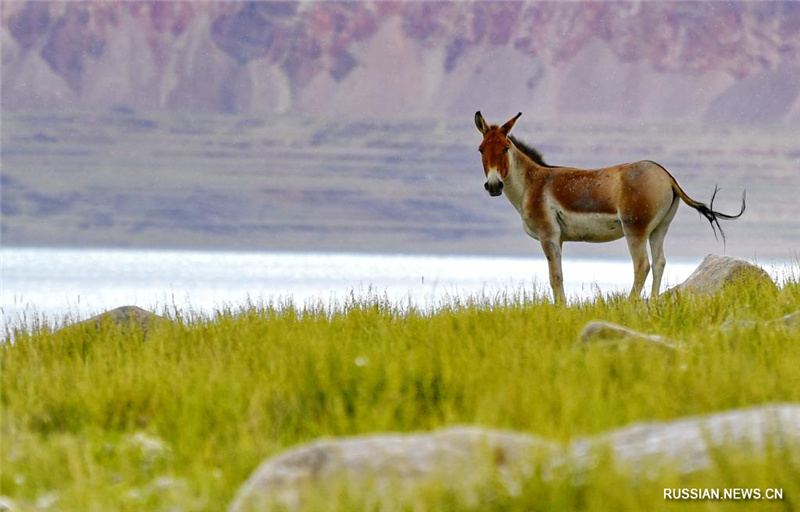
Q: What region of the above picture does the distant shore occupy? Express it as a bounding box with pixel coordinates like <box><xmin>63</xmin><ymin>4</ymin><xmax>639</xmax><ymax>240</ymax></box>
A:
<box><xmin>3</xmin><ymin>111</ymin><xmax>797</xmax><ymax>259</ymax></box>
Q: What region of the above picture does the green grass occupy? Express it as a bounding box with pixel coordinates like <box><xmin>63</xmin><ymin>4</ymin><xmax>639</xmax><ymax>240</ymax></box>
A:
<box><xmin>2</xmin><ymin>274</ymin><xmax>799</xmax><ymax>511</ymax></box>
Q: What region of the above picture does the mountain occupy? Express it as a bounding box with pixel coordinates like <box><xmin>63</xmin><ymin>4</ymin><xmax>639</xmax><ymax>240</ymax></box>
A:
<box><xmin>2</xmin><ymin>1</ymin><xmax>799</xmax><ymax>124</ymax></box>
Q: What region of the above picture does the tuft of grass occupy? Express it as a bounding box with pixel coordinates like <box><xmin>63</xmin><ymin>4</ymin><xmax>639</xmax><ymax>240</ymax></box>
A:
<box><xmin>2</xmin><ymin>275</ymin><xmax>799</xmax><ymax>511</ymax></box>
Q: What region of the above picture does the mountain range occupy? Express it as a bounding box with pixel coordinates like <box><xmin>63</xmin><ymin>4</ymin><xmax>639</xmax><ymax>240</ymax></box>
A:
<box><xmin>3</xmin><ymin>1</ymin><xmax>799</xmax><ymax>124</ymax></box>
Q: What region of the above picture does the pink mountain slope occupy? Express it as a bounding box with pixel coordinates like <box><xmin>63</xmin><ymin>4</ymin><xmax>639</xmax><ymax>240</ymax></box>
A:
<box><xmin>2</xmin><ymin>1</ymin><xmax>798</xmax><ymax>123</ymax></box>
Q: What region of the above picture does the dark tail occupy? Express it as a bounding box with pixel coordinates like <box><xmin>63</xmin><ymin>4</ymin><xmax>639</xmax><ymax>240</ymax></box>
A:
<box><xmin>651</xmin><ymin>160</ymin><xmax>746</xmax><ymax>245</ymax></box>
<box><xmin>682</xmin><ymin>185</ymin><xmax>746</xmax><ymax>244</ymax></box>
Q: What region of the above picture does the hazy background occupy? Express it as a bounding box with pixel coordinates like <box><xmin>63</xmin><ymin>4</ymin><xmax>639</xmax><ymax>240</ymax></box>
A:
<box><xmin>2</xmin><ymin>0</ymin><xmax>798</xmax><ymax>260</ymax></box>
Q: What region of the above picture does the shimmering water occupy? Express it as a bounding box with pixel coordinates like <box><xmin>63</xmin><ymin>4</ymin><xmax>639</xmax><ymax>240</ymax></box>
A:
<box><xmin>0</xmin><ymin>247</ymin><xmax>721</xmax><ymax>331</ymax></box>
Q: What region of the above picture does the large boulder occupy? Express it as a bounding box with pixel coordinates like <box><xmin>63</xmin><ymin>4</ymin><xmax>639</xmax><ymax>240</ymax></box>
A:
<box><xmin>567</xmin><ymin>403</ymin><xmax>800</xmax><ymax>476</ymax></box>
<box><xmin>229</xmin><ymin>404</ymin><xmax>800</xmax><ymax>511</ymax></box>
<box><xmin>59</xmin><ymin>305</ymin><xmax>170</xmax><ymax>339</ymax></box>
<box><xmin>84</xmin><ymin>305</ymin><xmax>167</xmax><ymax>328</ymax></box>
<box><xmin>668</xmin><ymin>254</ymin><xmax>777</xmax><ymax>295</ymax></box>
<box><xmin>228</xmin><ymin>427</ymin><xmax>557</xmax><ymax>512</ymax></box>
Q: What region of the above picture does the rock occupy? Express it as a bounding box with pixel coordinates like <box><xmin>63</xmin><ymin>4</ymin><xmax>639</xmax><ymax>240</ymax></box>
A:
<box><xmin>85</xmin><ymin>305</ymin><xmax>167</xmax><ymax>329</ymax></box>
<box><xmin>62</xmin><ymin>306</ymin><xmax>170</xmax><ymax>339</ymax></box>
<box><xmin>668</xmin><ymin>254</ymin><xmax>777</xmax><ymax>296</ymax></box>
<box><xmin>0</xmin><ymin>496</ymin><xmax>16</xmax><ymax>511</ymax></box>
<box><xmin>567</xmin><ymin>404</ymin><xmax>800</xmax><ymax>476</ymax></box>
<box><xmin>228</xmin><ymin>427</ymin><xmax>558</xmax><ymax>512</ymax></box>
<box><xmin>722</xmin><ymin>311</ymin><xmax>800</xmax><ymax>331</ymax></box>
<box><xmin>229</xmin><ymin>405</ymin><xmax>800</xmax><ymax>511</ymax></box>
<box><xmin>578</xmin><ymin>321</ymin><xmax>683</xmax><ymax>351</ymax></box>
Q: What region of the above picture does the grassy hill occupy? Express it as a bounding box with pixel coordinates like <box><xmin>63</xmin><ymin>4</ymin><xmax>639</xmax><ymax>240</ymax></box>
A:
<box><xmin>2</xmin><ymin>274</ymin><xmax>799</xmax><ymax>510</ymax></box>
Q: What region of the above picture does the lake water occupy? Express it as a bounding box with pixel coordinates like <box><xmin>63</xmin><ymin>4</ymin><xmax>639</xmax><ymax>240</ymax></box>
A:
<box><xmin>0</xmin><ymin>247</ymin><xmax>730</xmax><ymax>331</ymax></box>
<box><xmin>6</xmin><ymin>248</ymin><xmax>787</xmax><ymax>330</ymax></box>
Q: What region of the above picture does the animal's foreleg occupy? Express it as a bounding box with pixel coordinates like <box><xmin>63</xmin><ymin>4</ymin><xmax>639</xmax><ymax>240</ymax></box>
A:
<box><xmin>541</xmin><ymin>238</ymin><xmax>566</xmax><ymax>304</ymax></box>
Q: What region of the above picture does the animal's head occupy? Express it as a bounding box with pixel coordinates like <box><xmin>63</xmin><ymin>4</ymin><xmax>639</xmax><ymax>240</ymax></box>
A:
<box><xmin>475</xmin><ymin>111</ymin><xmax>522</xmax><ymax>197</ymax></box>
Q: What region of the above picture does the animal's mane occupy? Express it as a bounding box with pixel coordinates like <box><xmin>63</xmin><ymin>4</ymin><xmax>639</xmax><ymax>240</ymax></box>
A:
<box><xmin>509</xmin><ymin>135</ymin><xmax>561</xmax><ymax>168</ymax></box>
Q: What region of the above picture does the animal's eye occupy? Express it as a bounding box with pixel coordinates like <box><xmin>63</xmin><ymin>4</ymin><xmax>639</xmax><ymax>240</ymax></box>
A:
<box><xmin>478</xmin><ymin>148</ymin><xmax>484</xmax><ymax>154</ymax></box>
<box><xmin>503</xmin><ymin>147</ymin><xmax>509</xmax><ymax>153</ymax></box>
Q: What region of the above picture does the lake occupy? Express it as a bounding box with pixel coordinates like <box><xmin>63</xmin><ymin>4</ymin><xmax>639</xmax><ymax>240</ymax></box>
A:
<box><xmin>0</xmin><ymin>247</ymin><xmax>724</xmax><ymax>332</ymax></box>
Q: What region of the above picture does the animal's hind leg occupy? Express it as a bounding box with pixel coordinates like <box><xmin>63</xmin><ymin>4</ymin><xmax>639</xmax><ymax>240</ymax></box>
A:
<box><xmin>649</xmin><ymin>198</ymin><xmax>679</xmax><ymax>297</ymax></box>
<box><xmin>649</xmin><ymin>228</ymin><xmax>667</xmax><ymax>297</ymax></box>
<box><xmin>624</xmin><ymin>233</ymin><xmax>650</xmax><ymax>299</ymax></box>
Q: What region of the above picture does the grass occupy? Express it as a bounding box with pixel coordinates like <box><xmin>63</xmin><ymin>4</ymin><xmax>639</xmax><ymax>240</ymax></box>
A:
<box><xmin>2</xmin><ymin>273</ymin><xmax>799</xmax><ymax>511</ymax></box>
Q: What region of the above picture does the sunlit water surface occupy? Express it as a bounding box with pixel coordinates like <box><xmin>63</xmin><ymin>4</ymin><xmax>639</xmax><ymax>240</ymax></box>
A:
<box><xmin>0</xmin><ymin>248</ymin><xmax>790</xmax><ymax>332</ymax></box>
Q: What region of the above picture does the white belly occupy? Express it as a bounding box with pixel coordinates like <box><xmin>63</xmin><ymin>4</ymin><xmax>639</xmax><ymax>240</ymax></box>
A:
<box><xmin>556</xmin><ymin>209</ymin><xmax>624</xmax><ymax>243</ymax></box>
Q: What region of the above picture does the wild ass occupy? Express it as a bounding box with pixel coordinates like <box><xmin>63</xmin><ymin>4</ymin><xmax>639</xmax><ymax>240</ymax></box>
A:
<box><xmin>475</xmin><ymin>111</ymin><xmax>746</xmax><ymax>303</ymax></box>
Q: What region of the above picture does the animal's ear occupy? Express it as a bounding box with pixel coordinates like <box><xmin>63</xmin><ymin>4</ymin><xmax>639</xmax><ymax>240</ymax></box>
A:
<box><xmin>475</xmin><ymin>111</ymin><xmax>489</xmax><ymax>134</ymax></box>
<box><xmin>500</xmin><ymin>112</ymin><xmax>522</xmax><ymax>135</ymax></box>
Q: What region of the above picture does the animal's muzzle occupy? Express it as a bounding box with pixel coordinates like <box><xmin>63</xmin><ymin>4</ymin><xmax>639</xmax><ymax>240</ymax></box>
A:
<box><xmin>485</xmin><ymin>181</ymin><xmax>504</xmax><ymax>197</ymax></box>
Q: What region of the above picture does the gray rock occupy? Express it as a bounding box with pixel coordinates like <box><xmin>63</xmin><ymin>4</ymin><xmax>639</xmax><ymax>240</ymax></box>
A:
<box><xmin>722</xmin><ymin>311</ymin><xmax>800</xmax><ymax>331</ymax></box>
<box><xmin>567</xmin><ymin>403</ymin><xmax>800</xmax><ymax>476</ymax></box>
<box><xmin>668</xmin><ymin>254</ymin><xmax>777</xmax><ymax>295</ymax></box>
<box><xmin>0</xmin><ymin>496</ymin><xmax>16</xmax><ymax>511</ymax></box>
<box><xmin>85</xmin><ymin>305</ymin><xmax>167</xmax><ymax>328</ymax></box>
<box><xmin>228</xmin><ymin>427</ymin><xmax>558</xmax><ymax>512</ymax></box>
<box><xmin>62</xmin><ymin>305</ymin><xmax>170</xmax><ymax>338</ymax></box>
<box><xmin>578</xmin><ymin>321</ymin><xmax>683</xmax><ymax>350</ymax></box>
<box><xmin>229</xmin><ymin>405</ymin><xmax>800</xmax><ymax>511</ymax></box>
